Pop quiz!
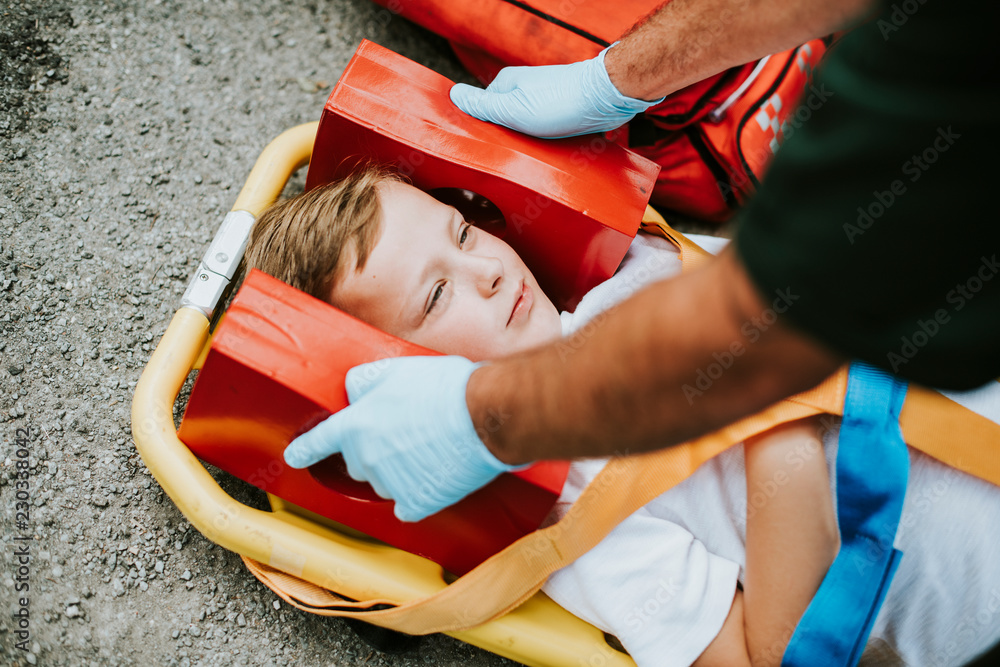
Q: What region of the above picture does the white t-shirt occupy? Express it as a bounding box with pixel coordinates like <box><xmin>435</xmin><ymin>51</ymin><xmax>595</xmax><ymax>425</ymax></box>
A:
<box><xmin>542</xmin><ymin>232</ymin><xmax>1000</xmax><ymax>667</ymax></box>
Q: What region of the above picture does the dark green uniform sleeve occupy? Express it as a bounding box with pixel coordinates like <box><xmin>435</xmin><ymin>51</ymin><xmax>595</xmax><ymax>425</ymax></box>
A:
<box><xmin>735</xmin><ymin>0</ymin><xmax>1000</xmax><ymax>389</ymax></box>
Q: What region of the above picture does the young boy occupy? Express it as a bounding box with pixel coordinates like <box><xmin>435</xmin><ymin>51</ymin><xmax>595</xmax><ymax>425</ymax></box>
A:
<box><xmin>242</xmin><ymin>167</ymin><xmax>1000</xmax><ymax>667</ymax></box>
<box><xmin>243</xmin><ymin>166</ymin><xmax>563</xmax><ymax>362</ymax></box>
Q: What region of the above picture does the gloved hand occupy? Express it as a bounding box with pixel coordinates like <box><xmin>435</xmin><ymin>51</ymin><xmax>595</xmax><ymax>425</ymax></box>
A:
<box><xmin>284</xmin><ymin>355</ymin><xmax>518</xmax><ymax>522</ymax></box>
<box><xmin>449</xmin><ymin>46</ymin><xmax>664</xmax><ymax>138</ymax></box>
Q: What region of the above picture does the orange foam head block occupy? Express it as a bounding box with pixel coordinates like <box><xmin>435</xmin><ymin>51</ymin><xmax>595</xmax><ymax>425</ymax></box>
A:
<box><xmin>178</xmin><ymin>270</ymin><xmax>570</xmax><ymax>575</ymax></box>
<box><xmin>306</xmin><ymin>39</ymin><xmax>661</xmax><ymax>311</ymax></box>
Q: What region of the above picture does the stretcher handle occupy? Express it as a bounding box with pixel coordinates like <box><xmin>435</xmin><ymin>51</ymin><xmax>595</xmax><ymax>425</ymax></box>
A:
<box><xmin>132</xmin><ymin>122</ymin><xmax>446</xmax><ymax>603</ymax></box>
<box><xmin>179</xmin><ymin>123</ymin><xmax>318</xmax><ymax>319</ymax></box>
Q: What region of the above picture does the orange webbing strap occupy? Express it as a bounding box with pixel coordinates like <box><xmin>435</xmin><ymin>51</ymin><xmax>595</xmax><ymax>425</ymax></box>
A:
<box><xmin>900</xmin><ymin>383</ymin><xmax>1000</xmax><ymax>486</ymax></box>
<box><xmin>242</xmin><ymin>369</ymin><xmax>846</xmax><ymax>634</ymax></box>
<box><xmin>639</xmin><ymin>207</ymin><xmax>715</xmax><ymax>272</ymax></box>
<box><xmin>241</xmin><ymin>215</ymin><xmax>1000</xmax><ymax>634</ymax></box>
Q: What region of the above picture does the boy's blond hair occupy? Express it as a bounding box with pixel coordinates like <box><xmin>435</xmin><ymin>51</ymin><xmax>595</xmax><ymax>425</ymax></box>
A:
<box><xmin>243</xmin><ymin>165</ymin><xmax>399</xmax><ymax>303</ymax></box>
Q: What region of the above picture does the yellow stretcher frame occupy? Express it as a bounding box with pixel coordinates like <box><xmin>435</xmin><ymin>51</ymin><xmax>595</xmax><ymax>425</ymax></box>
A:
<box><xmin>130</xmin><ymin>122</ymin><xmax>637</xmax><ymax>667</ymax></box>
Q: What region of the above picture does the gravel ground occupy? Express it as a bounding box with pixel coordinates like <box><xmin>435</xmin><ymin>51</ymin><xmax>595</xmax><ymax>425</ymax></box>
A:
<box><xmin>0</xmin><ymin>1</ymin><xmax>529</xmax><ymax>665</ymax></box>
<box><xmin>0</xmin><ymin>1</ymin><xmax>733</xmax><ymax>664</ymax></box>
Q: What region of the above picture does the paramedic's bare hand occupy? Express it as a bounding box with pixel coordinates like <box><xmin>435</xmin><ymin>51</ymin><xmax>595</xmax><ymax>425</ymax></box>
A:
<box><xmin>284</xmin><ymin>356</ymin><xmax>519</xmax><ymax>522</ymax></box>
<box><xmin>449</xmin><ymin>46</ymin><xmax>663</xmax><ymax>138</ymax></box>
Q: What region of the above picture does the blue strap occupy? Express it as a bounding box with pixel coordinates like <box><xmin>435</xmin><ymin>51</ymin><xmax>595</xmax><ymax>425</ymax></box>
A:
<box><xmin>782</xmin><ymin>362</ymin><xmax>910</xmax><ymax>667</ymax></box>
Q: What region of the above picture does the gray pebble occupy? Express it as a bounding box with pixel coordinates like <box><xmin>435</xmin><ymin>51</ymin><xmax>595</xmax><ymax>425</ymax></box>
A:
<box><xmin>65</xmin><ymin>605</ymin><xmax>81</xmax><ymax>619</ymax></box>
<box><xmin>180</xmin><ymin>569</ymin><xmax>192</xmax><ymax>581</ymax></box>
<box><xmin>236</xmin><ymin>613</ymin><xmax>246</xmax><ymax>627</ymax></box>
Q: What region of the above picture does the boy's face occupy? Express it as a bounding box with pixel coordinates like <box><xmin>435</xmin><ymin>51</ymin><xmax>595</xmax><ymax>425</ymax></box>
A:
<box><xmin>329</xmin><ymin>181</ymin><xmax>563</xmax><ymax>361</ymax></box>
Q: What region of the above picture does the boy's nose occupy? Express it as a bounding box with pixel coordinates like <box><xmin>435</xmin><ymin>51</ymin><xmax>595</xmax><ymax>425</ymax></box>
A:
<box><xmin>473</xmin><ymin>256</ymin><xmax>504</xmax><ymax>297</ymax></box>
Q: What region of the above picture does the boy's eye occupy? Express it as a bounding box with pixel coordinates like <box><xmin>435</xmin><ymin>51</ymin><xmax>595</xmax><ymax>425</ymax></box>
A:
<box><xmin>459</xmin><ymin>223</ymin><xmax>472</xmax><ymax>248</ymax></box>
<box><xmin>427</xmin><ymin>282</ymin><xmax>445</xmax><ymax>314</ymax></box>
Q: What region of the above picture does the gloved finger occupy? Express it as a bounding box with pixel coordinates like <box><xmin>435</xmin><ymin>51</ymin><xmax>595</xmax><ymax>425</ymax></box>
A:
<box><xmin>366</xmin><ymin>474</ymin><xmax>394</xmax><ymax>500</ymax></box>
<box><xmin>337</xmin><ymin>426</ymin><xmax>371</xmax><ymax>484</ymax></box>
<box><xmin>484</xmin><ymin>66</ymin><xmax>524</xmax><ymax>94</ymax></box>
<box><xmin>450</xmin><ymin>83</ymin><xmax>493</xmax><ymax>122</ymax></box>
<box><xmin>453</xmin><ymin>86</ymin><xmax>535</xmax><ymax>133</ymax></box>
<box><xmin>393</xmin><ymin>500</ymin><xmax>432</xmax><ymax>523</ymax></box>
<box><xmin>283</xmin><ymin>413</ymin><xmax>345</xmax><ymax>468</ymax></box>
<box><xmin>344</xmin><ymin>360</ymin><xmax>393</xmax><ymax>403</ymax></box>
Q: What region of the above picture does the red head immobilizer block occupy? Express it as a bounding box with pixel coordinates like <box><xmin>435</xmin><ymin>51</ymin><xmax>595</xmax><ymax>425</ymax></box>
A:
<box><xmin>179</xmin><ymin>41</ymin><xmax>660</xmax><ymax>574</ymax></box>
<box><xmin>306</xmin><ymin>39</ymin><xmax>660</xmax><ymax>311</ymax></box>
<box><xmin>179</xmin><ymin>270</ymin><xmax>571</xmax><ymax>575</ymax></box>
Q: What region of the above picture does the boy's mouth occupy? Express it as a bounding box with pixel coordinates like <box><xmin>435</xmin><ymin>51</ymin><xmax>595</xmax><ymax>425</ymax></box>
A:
<box><xmin>508</xmin><ymin>279</ymin><xmax>533</xmax><ymax>327</ymax></box>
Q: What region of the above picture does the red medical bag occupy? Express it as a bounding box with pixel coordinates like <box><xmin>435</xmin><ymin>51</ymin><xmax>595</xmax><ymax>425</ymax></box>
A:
<box><xmin>179</xmin><ymin>40</ymin><xmax>660</xmax><ymax>574</ymax></box>
<box><xmin>370</xmin><ymin>0</ymin><xmax>829</xmax><ymax>221</ymax></box>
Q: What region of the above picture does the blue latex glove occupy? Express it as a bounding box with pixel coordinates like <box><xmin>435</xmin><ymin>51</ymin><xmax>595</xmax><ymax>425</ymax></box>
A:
<box><xmin>449</xmin><ymin>46</ymin><xmax>664</xmax><ymax>138</ymax></box>
<box><xmin>284</xmin><ymin>356</ymin><xmax>518</xmax><ymax>522</ymax></box>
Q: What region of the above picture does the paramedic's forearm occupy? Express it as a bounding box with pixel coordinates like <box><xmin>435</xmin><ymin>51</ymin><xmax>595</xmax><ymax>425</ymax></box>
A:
<box><xmin>468</xmin><ymin>249</ymin><xmax>843</xmax><ymax>463</ymax></box>
<box><xmin>605</xmin><ymin>0</ymin><xmax>874</xmax><ymax>100</ymax></box>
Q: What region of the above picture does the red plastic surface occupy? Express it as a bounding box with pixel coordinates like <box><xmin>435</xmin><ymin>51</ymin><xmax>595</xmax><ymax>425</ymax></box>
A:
<box><xmin>179</xmin><ymin>270</ymin><xmax>570</xmax><ymax>576</ymax></box>
<box><xmin>305</xmin><ymin>39</ymin><xmax>661</xmax><ymax>311</ymax></box>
